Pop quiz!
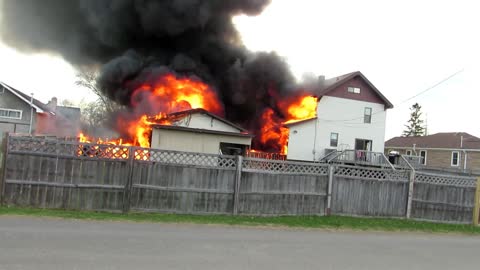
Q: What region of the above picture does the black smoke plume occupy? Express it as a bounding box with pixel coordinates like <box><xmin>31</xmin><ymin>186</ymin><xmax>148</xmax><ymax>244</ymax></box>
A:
<box><xmin>0</xmin><ymin>0</ymin><xmax>311</xmax><ymax>152</ymax></box>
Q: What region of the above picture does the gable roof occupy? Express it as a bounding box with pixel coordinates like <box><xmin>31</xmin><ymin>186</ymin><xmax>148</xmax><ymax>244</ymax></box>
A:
<box><xmin>317</xmin><ymin>71</ymin><xmax>394</xmax><ymax>109</ymax></box>
<box><xmin>0</xmin><ymin>81</ymin><xmax>54</xmax><ymax>115</ymax></box>
<box><xmin>151</xmin><ymin>124</ymin><xmax>254</xmax><ymax>138</ymax></box>
<box><xmin>162</xmin><ymin>108</ymin><xmax>248</xmax><ymax>133</ymax></box>
<box><xmin>385</xmin><ymin>132</ymin><xmax>480</xmax><ymax>150</ymax></box>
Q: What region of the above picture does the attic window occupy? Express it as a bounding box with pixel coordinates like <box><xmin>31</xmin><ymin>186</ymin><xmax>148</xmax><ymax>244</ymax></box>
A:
<box><xmin>0</xmin><ymin>86</ymin><xmax>4</xmax><ymax>94</ymax></box>
<box><xmin>348</xmin><ymin>87</ymin><xmax>361</xmax><ymax>94</ymax></box>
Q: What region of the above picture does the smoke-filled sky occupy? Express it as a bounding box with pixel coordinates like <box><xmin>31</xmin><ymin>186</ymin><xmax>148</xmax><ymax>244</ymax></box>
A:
<box><xmin>0</xmin><ymin>0</ymin><xmax>479</xmax><ymax>140</ymax></box>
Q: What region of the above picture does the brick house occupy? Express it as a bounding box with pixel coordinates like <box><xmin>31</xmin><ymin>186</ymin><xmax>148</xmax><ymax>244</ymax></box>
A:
<box><xmin>385</xmin><ymin>132</ymin><xmax>480</xmax><ymax>173</ymax></box>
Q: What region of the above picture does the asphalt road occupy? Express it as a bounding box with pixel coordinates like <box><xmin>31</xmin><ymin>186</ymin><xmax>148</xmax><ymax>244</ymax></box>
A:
<box><xmin>0</xmin><ymin>216</ymin><xmax>479</xmax><ymax>270</ymax></box>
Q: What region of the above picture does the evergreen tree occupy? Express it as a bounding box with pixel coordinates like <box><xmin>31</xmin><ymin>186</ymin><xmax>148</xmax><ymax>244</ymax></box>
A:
<box><xmin>402</xmin><ymin>103</ymin><xmax>425</xmax><ymax>137</ymax></box>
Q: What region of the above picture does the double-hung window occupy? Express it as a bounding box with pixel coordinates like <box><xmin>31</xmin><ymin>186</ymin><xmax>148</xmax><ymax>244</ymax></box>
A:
<box><xmin>364</xmin><ymin>107</ymin><xmax>372</xmax><ymax>124</ymax></box>
<box><xmin>419</xmin><ymin>150</ymin><xmax>427</xmax><ymax>165</ymax></box>
<box><xmin>330</xmin><ymin>133</ymin><xmax>339</xmax><ymax>147</ymax></box>
<box><xmin>451</xmin><ymin>151</ymin><xmax>460</xmax><ymax>166</ymax></box>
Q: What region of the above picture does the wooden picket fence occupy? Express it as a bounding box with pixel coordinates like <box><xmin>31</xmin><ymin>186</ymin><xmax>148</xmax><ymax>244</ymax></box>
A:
<box><xmin>1</xmin><ymin>135</ymin><xmax>479</xmax><ymax>224</ymax></box>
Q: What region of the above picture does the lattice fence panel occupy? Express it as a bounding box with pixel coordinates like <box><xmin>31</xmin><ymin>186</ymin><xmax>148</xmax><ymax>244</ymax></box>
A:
<box><xmin>8</xmin><ymin>136</ymin><xmax>131</xmax><ymax>160</ymax></box>
<box><xmin>8</xmin><ymin>136</ymin><xmax>58</xmax><ymax>154</ymax></box>
<box><xmin>415</xmin><ymin>172</ymin><xmax>477</xmax><ymax>188</ymax></box>
<box><xmin>334</xmin><ymin>165</ymin><xmax>409</xmax><ymax>181</ymax></box>
<box><xmin>135</xmin><ymin>148</ymin><xmax>237</xmax><ymax>169</ymax></box>
<box><xmin>242</xmin><ymin>157</ymin><xmax>329</xmax><ymax>175</ymax></box>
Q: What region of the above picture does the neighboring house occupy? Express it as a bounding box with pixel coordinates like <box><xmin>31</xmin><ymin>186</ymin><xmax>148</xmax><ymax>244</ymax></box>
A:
<box><xmin>0</xmin><ymin>81</ymin><xmax>81</xmax><ymax>138</ymax></box>
<box><xmin>286</xmin><ymin>71</ymin><xmax>393</xmax><ymax>161</ymax></box>
<box><xmin>151</xmin><ymin>108</ymin><xmax>253</xmax><ymax>155</ymax></box>
<box><xmin>385</xmin><ymin>132</ymin><xmax>480</xmax><ymax>172</ymax></box>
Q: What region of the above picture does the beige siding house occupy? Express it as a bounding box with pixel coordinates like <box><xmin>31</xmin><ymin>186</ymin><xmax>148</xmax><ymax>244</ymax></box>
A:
<box><xmin>150</xmin><ymin>109</ymin><xmax>252</xmax><ymax>155</ymax></box>
<box><xmin>385</xmin><ymin>132</ymin><xmax>480</xmax><ymax>173</ymax></box>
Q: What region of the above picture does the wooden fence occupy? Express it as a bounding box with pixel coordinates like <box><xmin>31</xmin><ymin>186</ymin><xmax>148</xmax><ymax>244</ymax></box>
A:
<box><xmin>1</xmin><ymin>135</ymin><xmax>479</xmax><ymax>224</ymax></box>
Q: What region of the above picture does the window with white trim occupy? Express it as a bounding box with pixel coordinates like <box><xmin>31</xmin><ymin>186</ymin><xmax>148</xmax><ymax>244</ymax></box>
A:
<box><xmin>451</xmin><ymin>151</ymin><xmax>460</xmax><ymax>166</ymax></box>
<box><xmin>330</xmin><ymin>132</ymin><xmax>339</xmax><ymax>147</ymax></box>
<box><xmin>419</xmin><ymin>150</ymin><xmax>427</xmax><ymax>165</ymax></box>
<box><xmin>406</xmin><ymin>150</ymin><xmax>412</xmax><ymax>155</ymax></box>
<box><xmin>0</xmin><ymin>108</ymin><xmax>22</xmax><ymax>120</ymax></box>
<box><xmin>364</xmin><ymin>107</ymin><xmax>372</xmax><ymax>123</ymax></box>
<box><xmin>348</xmin><ymin>86</ymin><xmax>361</xmax><ymax>94</ymax></box>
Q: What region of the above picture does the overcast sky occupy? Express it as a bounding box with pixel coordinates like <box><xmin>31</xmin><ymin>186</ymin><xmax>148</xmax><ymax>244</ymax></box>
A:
<box><xmin>0</xmin><ymin>0</ymin><xmax>478</xmax><ymax>140</ymax></box>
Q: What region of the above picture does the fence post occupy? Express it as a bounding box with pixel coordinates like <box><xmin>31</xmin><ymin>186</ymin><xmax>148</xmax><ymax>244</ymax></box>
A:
<box><xmin>326</xmin><ymin>165</ymin><xmax>334</xmax><ymax>215</ymax></box>
<box><xmin>473</xmin><ymin>177</ymin><xmax>480</xmax><ymax>226</ymax></box>
<box><xmin>0</xmin><ymin>134</ymin><xmax>9</xmax><ymax>206</ymax></box>
<box><xmin>232</xmin><ymin>155</ymin><xmax>243</xmax><ymax>215</ymax></box>
<box><xmin>406</xmin><ymin>169</ymin><xmax>415</xmax><ymax>219</ymax></box>
<box><xmin>122</xmin><ymin>146</ymin><xmax>135</xmax><ymax>213</ymax></box>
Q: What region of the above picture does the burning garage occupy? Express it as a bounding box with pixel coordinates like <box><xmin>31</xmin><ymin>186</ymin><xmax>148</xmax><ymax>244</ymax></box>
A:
<box><xmin>150</xmin><ymin>109</ymin><xmax>253</xmax><ymax>155</ymax></box>
<box><xmin>0</xmin><ymin>1</ymin><xmax>321</xmax><ymax>157</ymax></box>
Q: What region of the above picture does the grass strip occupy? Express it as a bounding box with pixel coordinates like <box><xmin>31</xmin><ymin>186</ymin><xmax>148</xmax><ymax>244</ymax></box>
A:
<box><xmin>1</xmin><ymin>206</ymin><xmax>479</xmax><ymax>234</ymax></box>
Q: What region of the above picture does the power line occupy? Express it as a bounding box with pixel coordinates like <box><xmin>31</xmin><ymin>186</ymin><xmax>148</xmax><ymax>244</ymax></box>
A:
<box><xmin>316</xmin><ymin>68</ymin><xmax>464</xmax><ymax>123</ymax></box>
<box><xmin>398</xmin><ymin>69</ymin><xmax>464</xmax><ymax>105</ymax></box>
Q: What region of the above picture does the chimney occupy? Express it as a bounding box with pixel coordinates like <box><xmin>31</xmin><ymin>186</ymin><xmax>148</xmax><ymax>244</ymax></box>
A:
<box><xmin>318</xmin><ymin>75</ymin><xmax>325</xmax><ymax>88</ymax></box>
<box><xmin>47</xmin><ymin>97</ymin><xmax>58</xmax><ymax>112</ymax></box>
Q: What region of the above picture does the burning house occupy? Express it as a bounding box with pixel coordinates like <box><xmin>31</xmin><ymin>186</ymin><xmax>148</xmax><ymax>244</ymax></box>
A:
<box><xmin>0</xmin><ymin>1</ymin><xmax>328</xmax><ymax>157</ymax></box>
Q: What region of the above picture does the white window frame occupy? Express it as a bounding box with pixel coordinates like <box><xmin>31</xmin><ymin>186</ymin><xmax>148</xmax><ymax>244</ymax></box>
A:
<box><xmin>330</xmin><ymin>132</ymin><xmax>339</xmax><ymax>147</ymax></box>
<box><xmin>406</xmin><ymin>150</ymin><xmax>412</xmax><ymax>156</ymax></box>
<box><xmin>348</xmin><ymin>86</ymin><xmax>361</xmax><ymax>94</ymax></box>
<box><xmin>451</xmin><ymin>151</ymin><xmax>460</xmax><ymax>166</ymax></box>
<box><xmin>419</xmin><ymin>150</ymin><xmax>427</xmax><ymax>165</ymax></box>
<box><xmin>364</xmin><ymin>107</ymin><xmax>372</xmax><ymax>124</ymax></box>
<box><xmin>0</xmin><ymin>108</ymin><xmax>23</xmax><ymax>120</ymax></box>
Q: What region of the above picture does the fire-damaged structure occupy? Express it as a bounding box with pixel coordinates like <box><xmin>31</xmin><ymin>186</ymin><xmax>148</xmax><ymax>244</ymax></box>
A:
<box><xmin>0</xmin><ymin>1</ymin><xmax>320</xmax><ymax>154</ymax></box>
<box><xmin>150</xmin><ymin>109</ymin><xmax>253</xmax><ymax>155</ymax></box>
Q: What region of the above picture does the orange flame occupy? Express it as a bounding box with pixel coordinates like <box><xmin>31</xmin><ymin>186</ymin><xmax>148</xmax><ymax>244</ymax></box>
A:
<box><xmin>258</xmin><ymin>95</ymin><xmax>318</xmax><ymax>155</ymax></box>
<box><xmin>78</xmin><ymin>74</ymin><xmax>222</xmax><ymax>148</ymax></box>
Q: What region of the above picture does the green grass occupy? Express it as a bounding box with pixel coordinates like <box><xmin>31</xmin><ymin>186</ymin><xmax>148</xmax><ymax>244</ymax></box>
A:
<box><xmin>1</xmin><ymin>206</ymin><xmax>479</xmax><ymax>235</ymax></box>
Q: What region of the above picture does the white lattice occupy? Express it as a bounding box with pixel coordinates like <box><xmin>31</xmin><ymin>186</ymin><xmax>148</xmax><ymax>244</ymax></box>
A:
<box><xmin>334</xmin><ymin>165</ymin><xmax>409</xmax><ymax>181</ymax></box>
<box><xmin>415</xmin><ymin>172</ymin><xmax>477</xmax><ymax>188</ymax></box>
<box><xmin>135</xmin><ymin>148</ymin><xmax>237</xmax><ymax>169</ymax></box>
<box><xmin>242</xmin><ymin>157</ymin><xmax>329</xmax><ymax>175</ymax></box>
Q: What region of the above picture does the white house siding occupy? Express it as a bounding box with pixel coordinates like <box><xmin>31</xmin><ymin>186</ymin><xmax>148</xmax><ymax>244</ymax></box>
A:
<box><xmin>172</xmin><ymin>113</ymin><xmax>240</xmax><ymax>133</ymax></box>
<box><xmin>287</xmin><ymin>96</ymin><xmax>387</xmax><ymax>161</ymax></box>
<box><xmin>151</xmin><ymin>128</ymin><xmax>252</xmax><ymax>154</ymax></box>
<box><xmin>286</xmin><ymin>120</ymin><xmax>316</xmax><ymax>161</ymax></box>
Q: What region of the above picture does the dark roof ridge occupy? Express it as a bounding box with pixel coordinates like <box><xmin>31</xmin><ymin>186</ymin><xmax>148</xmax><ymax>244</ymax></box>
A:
<box><xmin>317</xmin><ymin>71</ymin><xmax>394</xmax><ymax>109</ymax></box>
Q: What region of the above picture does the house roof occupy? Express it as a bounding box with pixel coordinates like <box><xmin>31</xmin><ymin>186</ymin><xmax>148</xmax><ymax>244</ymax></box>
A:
<box><xmin>317</xmin><ymin>71</ymin><xmax>394</xmax><ymax>109</ymax></box>
<box><xmin>385</xmin><ymin>132</ymin><xmax>480</xmax><ymax>150</ymax></box>
<box><xmin>152</xmin><ymin>124</ymin><xmax>254</xmax><ymax>138</ymax></box>
<box><xmin>0</xmin><ymin>81</ymin><xmax>54</xmax><ymax>115</ymax></box>
<box><xmin>283</xmin><ymin>117</ymin><xmax>317</xmax><ymax>127</ymax></box>
<box><xmin>166</xmin><ymin>108</ymin><xmax>248</xmax><ymax>133</ymax></box>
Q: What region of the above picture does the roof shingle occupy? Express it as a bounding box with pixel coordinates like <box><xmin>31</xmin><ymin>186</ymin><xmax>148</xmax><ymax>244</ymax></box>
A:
<box><xmin>385</xmin><ymin>132</ymin><xmax>480</xmax><ymax>149</ymax></box>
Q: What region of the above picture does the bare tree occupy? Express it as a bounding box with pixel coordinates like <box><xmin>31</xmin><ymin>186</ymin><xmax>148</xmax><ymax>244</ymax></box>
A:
<box><xmin>74</xmin><ymin>69</ymin><xmax>123</xmax><ymax>135</ymax></box>
<box><xmin>75</xmin><ymin>69</ymin><xmax>120</xmax><ymax>114</ymax></box>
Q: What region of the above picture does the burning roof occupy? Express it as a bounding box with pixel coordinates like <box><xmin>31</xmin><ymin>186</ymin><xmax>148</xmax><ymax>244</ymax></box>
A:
<box><xmin>0</xmin><ymin>0</ymin><xmax>320</xmax><ymax>154</ymax></box>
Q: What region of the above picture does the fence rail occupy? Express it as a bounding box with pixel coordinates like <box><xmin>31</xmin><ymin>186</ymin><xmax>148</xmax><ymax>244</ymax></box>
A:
<box><xmin>1</xmin><ymin>135</ymin><xmax>479</xmax><ymax>224</ymax></box>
